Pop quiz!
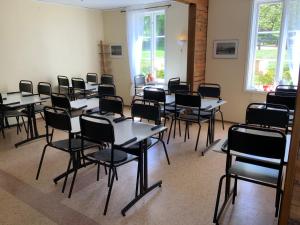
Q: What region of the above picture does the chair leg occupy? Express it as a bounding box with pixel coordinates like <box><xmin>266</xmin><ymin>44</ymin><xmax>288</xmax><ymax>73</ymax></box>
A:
<box><xmin>62</xmin><ymin>157</ymin><xmax>72</xmax><ymax>193</ymax></box>
<box><xmin>103</xmin><ymin>169</ymin><xmax>115</xmax><ymax>215</ymax></box>
<box><xmin>97</xmin><ymin>164</ymin><xmax>100</xmax><ymax>181</ymax></box>
<box><xmin>21</xmin><ymin>117</ymin><xmax>28</xmax><ymax>133</ymax></box>
<box><xmin>68</xmin><ymin>153</ymin><xmax>79</xmax><ymax>198</ymax></box>
<box><xmin>40</xmin><ymin>112</ymin><xmax>45</xmax><ymax>120</ymax></box>
<box><xmin>232</xmin><ymin>175</ymin><xmax>237</xmax><ymax>204</ymax></box>
<box><xmin>104</xmin><ymin>165</ymin><xmax>108</xmax><ymax>175</ymax></box>
<box><xmin>173</xmin><ymin>118</ymin><xmax>177</xmax><ymax>138</ymax></box>
<box><xmin>184</xmin><ymin>122</ymin><xmax>188</xmax><ymax>142</ymax></box>
<box><xmin>219</xmin><ymin>110</ymin><xmax>225</xmax><ymax>130</ymax></box>
<box><xmin>195</xmin><ymin>124</ymin><xmax>201</xmax><ymax>152</ymax></box>
<box><xmin>135</xmin><ymin>162</ymin><xmax>140</xmax><ymax>197</ymax></box>
<box><xmin>159</xmin><ymin>138</ymin><xmax>170</xmax><ymax>165</ymax></box>
<box><xmin>167</xmin><ymin>118</ymin><xmax>174</xmax><ymax>144</ymax></box>
<box><xmin>213</xmin><ymin>175</ymin><xmax>227</xmax><ymax>224</ymax></box>
<box><xmin>36</xmin><ymin>145</ymin><xmax>48</xmax><ymax>180</ymax></box>
<box><xmin>114</xmin><ymin>168</ymin><xmax>118</xmax><ymax>181</ymax></box>
<box><xmin>275</xmin><ymin>188</ymin><xmax>281</xmax><ymax>217</ymax></box>
<box><xmin>178</xmin><ymin>120</ymin><xmax>181</xmax><ymax>137</ymax></box>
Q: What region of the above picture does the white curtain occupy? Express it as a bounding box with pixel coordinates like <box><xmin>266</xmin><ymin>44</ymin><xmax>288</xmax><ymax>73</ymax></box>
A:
<box><xmin>126</xmin><ymin>10</ymin><xmax>145</xmax><ymax>95</ymax></box>
<box><xmin>286</xmin><ymin>0</ymin><xmax>300</xmax><ymax>84</ymax></box>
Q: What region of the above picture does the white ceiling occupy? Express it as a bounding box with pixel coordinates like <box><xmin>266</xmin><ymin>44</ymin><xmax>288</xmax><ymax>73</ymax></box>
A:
<box><xmin>37</xmin><ymin>0</ymin><xmax>170</xmax><ymax>10</ymax></box>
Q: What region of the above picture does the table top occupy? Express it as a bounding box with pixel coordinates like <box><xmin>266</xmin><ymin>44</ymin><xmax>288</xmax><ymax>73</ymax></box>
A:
<box><xmin>211</xmin><ymin>129</ymin><xmax>290</xmax><ymax>164</ymax></box>
<box><xmin>71</xmin><ymin>114</ymin><xmax>167</xmax><ymax>148</ymax></box>
<box><xmin>139</xmin><ymin>83</ymin><xmax>168</xmax><ymax>91</ymax></box>
<box><xmin>70</xmin><ymin>98</ymin><xmax>99</xmax><ymax>111</ymax></box>
<box><xmin>2</xmin><ymin>92</ymin><xmax>47</xmax><ymax>107</ymax></box>
<box><xmin>165</xmin><ymin>95</ymin><xmax>227</xmax><ymax>109</ymax></box>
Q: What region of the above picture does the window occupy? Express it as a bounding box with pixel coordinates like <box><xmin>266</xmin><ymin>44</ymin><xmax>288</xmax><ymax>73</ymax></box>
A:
<box><xmin>246</xmin><ymin>0</ymin><xmax>298</xmax><ymax>91</ymax></box>
<box><xmin>141</xmin><ymin>10</ymin><xmax>166</xmax><ymax>81</ymax></box>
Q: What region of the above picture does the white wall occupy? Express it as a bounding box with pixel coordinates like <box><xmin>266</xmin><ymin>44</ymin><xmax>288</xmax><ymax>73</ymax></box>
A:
<box><xmin>102</xmin><ymin>1</ymin><xmax>189</xmax><ymax>105</ymax></box>
<box><xmin>205</xmin><ymin>0</ymin><xmax>266</xmax><ymax>123</ymax></box>
<box><xmin>0</xmin><ymin>0</ymin><xmax>104</xmax><ymax>93</ymax></box>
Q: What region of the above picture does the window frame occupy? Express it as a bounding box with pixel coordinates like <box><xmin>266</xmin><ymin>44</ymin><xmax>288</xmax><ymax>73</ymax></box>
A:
<box><xmin>245</xmin><ymin>0</ymin><xmax>289</xmax><ymax>92</ymax></box>
<box><xmin>141</xmin><ymin>10</ymin><xmax>166</xmax><ymax>82</ymax></box>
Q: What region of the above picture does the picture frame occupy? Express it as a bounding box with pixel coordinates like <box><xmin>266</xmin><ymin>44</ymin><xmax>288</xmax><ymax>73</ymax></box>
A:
<box><xmin>110</xmin><ymin>44</ymin><xmax>123</xmax><ymax>58</ymax></box>
<box><xmin>213</xmin><ymin>39</ymin><xmax>239</xmax><ymax>59</ymax></box>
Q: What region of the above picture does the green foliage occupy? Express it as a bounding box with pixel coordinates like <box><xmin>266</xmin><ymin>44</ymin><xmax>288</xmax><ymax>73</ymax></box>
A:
<box><xmin>156</xmin><ymin>69</ymin><xmax>164</xmax><ymax>79</ymax></box>
<box><xmin>258</xmin><ymin>3</ymin><xmax>282</xmax><ymax>32</ymax></box>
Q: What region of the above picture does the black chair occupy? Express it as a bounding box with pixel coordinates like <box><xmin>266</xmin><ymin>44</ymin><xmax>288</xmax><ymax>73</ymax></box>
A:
<box><xmin>134</xmin><ymin>74</ymin><xmax>146</xmax><ymax>97</ymax></box>
<box><xmin>57</xmin><ymin>75</ymin><xmax>71</xmax><ymax>95</ymax></box>
<box><xmin>86</xmin><ymin>73</ymin><xmax>98</xmax><ymax>83</ymax></box>
<box><xmin>19</xmin><ymin>80</ymin><xmax>33</xmax><ymax>94</ymax></box>
<box><xmin>100</xmin><ymin>95</ymin><xmax>124</xmax><ymax>117</ymax></box>
<box><xmin>198</xmin><ymin>83</ymin><xmax>224</xmax><ymax>130</ymax></box>
<box><xmin>168</xmin><ymin>77</ymin><xmax>180</xmax><ymax>94</ymax></box>
<box><xmin>266</xmin><ymin>91</ymin><xmax>296</xmax><ymax>111</ymax></box>
<box><xmin>126</xmin><ymin>99</ymin><xmax>170</xmax><ymax>165</ymax></box>
<box><xmin>167</xmin><ymin>91</ymin><xmax>210</xmax><ymax>153</ymax></box>
<box><xmin>79</xmin><ymin>114</ymin><xmax>139</xmax><ymax>215</ymax></box>
<box><xmin>0</xmin><ymin>93</ymin><xmax>27</xmax><ymax>138</ymax></box>
<box><xmin>98</xmin><ymin>84</ymin><xmax>116</xmax><ymax>98</ymax></box>
<box><xmin>275</xmin><ymin>84</ymin><xmax>297</xmax><ymax>95</ymax></box>
<box><xmin>213</xmin><ymin>124</ymin><xmax>286</xmax><ymax>224</ymax></box>
<box><xmin>33</xmin><ymin>82</ymin><xmax>52</xmax><ymax>118</ymax></box>
<box><xmin>35</xmin><ymin>107</ymin><xmax>98</xmax><ymax>198</ymax></box>
<box><xmin>101</xmin><ymin>74</ymin><xmax>114</xmax><ymax>85</ymax></box>
<box><xmin>71</xmin><ymin>77</ymin><xmax>96</xmax><ymax>99</ymax></box>
<box><xmin>143</xmin><ymin>87</ymin><xmax>171</xmax><ymax>126</ymax></box>
<box><xmin>51</xmin><ymin>94</ymin><xmax>84</xmax><ymax>117</ymax></box>
<box><xmin>246</xmin><ymin>103</ymin><xmax>289</xmax><ymax>134</ymax></box>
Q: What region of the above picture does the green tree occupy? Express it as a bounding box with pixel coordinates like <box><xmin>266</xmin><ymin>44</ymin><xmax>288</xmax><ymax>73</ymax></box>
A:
<box><xmin>258</xmin><ymin>3</ymin><xmax>282</xmax><ymax>32</ymax></box>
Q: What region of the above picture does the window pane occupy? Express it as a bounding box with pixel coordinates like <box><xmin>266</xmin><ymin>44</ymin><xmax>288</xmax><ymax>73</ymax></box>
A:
<box><xmin>252</xmin><ymin>2</ymin><xmax>283</xmax><ymax>91</ymax></box>
<box><xmin>156</xmin><ymin>14</ymin><xmax>165</xmax><ymax>36</ymax></box>
<box><xmin>143</xmin><ymin>16</ymin><xmax>151</xmax><ymax>37</ymax></box>
<box><xmin>141</xmin><ymin>37</ymin><xmax>152</xmax><ymax>75</ymax></box>
<box><xmin>154</xmin><ymin>37</ymin><xmax>165</xmax><ymax>79</ymax></box>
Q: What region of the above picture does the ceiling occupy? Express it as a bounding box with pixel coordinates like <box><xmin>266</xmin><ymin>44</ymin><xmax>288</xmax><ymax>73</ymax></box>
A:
<box><xmin>37</xmin><ymin>0</ymin><xmax>170</xmax><ymax>10</ymax></box>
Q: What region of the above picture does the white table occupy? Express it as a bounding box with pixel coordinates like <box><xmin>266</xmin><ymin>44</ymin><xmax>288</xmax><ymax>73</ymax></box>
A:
<box><xmin>2</xmin><ymin>92</ymin><xmax>48</xmax><ymax>147</ymax></box>
<box><xmin>59</xmin><ymin>114</ymin><xmax>167</xmax><ymax>215</ymax></box>
<box><xmin>70</xmin><ymin>98</ymin><xmax>99</xmax><ymax>112</ymax></box>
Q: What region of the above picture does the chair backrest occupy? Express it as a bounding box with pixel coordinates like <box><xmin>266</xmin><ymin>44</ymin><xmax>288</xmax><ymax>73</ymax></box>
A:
<box><xmin>51</xmin><ymin>94</ymin><xmax>71</xmax><ymax>112</ymax></box>
<box><xmin>228</xmin><ymin>124</ymin><xmax>286</xmax><ymax>161</ymax></box>
<box><xmin>57</xmin><ymin>75</ymin><xmax>69</xmax><ymax>87</ymax></box>
<box><xmin>98</xmin><ymin>84</ymin><xmax>116</xmax><ymax>98</ymax></box>
<box><xmin>131</xmin><ymin>99</ymin><xmax>161</xmax><ymax>125</ymax></box>
<box><xmin>19</xmin><ymin>80</ymin><xmax>33</xmax><ymax>94</ymax></box>
<box><xmin>80</xmin><ymin>114</ymin><xmax>115</xmax><ymax>144</ymax></box>
<box><xmin>38</xmin><ymin>82</ymin><xmax>52</xmax><ymax>96</ymax></box>
<box><xmin>143</xmin><ymin>87</ymin><xmax>166</xmax><ymax>103</ymax></box>
<box><xmin>71</xmin><ymin>78</ymin><xmax>85</xmax><ymax>90</ymax></box>
<box><xmin>266</xmin><ymin>91</ymin><xmax>296</xmax><ymax>110</ymax></box>
<box><xmin>171</xmin><ymin>82</ymin><xmax>190</xmax><ymax>94</ymax></box>
<box><xmin>44</xmin><ymin>106</ymin><xmax>71</xmax><ymax>132</ymax></box>
<box><xmin>246</xmin><ymin>103</ymin><xmax>289</xmax><ymax>133</ymax></box>
<box><xmin>101</xmin><ymin>74</ymin><xmax>114</xmax><ymax>85</ymax></box>
<box><xmin>100</xmin><ymin>95</ymin><xmax>124</xmax><ymax>116</ymax></box>
<box><xmin>175</xmin><ymin>91</ymin><xmax>201</xmax><ymax>108</ymax></box>
<box><xmin>134</xmin><ymin>75</ymin><xmax>146</xmax><ymax>87</ymax></box>
<box><xmin>168</xmin><ymin>77</ymin><xmax>180</xmax><ymax>94</ymax></box>
<box><xmin>86</xmin><ymin>73</ymin><xmax>98</xmax><ymax>83</ymax></box>
<box><xmin>275</xmin><ymin>85</ymin><xmax>297</xmax><ymax>95</ymax></box>
<box><xmin>198</xmin><ymin>83</ymin><xmax>221</xmax><ymax>98</ymax></box>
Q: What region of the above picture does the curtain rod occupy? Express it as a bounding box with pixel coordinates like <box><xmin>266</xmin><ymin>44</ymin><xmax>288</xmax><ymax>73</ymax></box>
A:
<box><xmin>120</xmin><ymin>4</ymin><xmax>171</xmax><ymax>13</ymax></box>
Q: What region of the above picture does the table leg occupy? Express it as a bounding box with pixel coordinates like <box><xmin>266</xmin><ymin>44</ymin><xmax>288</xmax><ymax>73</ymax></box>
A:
<box><xmin>121</xmin><ymin>139</ymin><xmax>162</xmax><ymax>216</ymax></box>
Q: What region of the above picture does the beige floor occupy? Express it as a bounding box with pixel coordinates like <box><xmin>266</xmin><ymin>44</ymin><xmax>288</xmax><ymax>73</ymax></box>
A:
<box><xmin>0</xmin><ymin>115</ymin><xmax>279</xmax><ymax>225</ymax></box>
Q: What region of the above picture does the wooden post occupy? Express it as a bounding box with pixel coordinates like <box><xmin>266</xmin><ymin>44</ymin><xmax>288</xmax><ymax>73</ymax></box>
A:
<box><xmin>279</xmin><ymin>67</ymin><xmax>300</xmax><ymax>224</ymax></box>
<box><xmin>186</xmin><ymin>3</ymin><xmax>196</xmax><ymax>87</ymax></box>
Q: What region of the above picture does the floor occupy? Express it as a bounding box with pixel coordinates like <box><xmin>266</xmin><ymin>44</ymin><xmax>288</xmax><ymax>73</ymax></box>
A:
<box><xmin>0</xmin><ymin>113</ymin><xmax>279</xmax><ymax>225</ymax></box>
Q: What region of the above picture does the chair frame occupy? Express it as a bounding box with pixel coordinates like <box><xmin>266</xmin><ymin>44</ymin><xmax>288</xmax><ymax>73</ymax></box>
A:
<box><xmin>213</xmin><ymin>124</ymin><xmax>286</xmax><ymax>224</ymax></box>
<box><xmin>19</xmin><ymin>80</ymin><xmax>33</xmax><ymax>94</ymax></box>
<box><xmin>101</xmin><ymin>74</ymin><xmax>114</xmax><ymax>85</ymax></box>
<box><xmin>86</xmin><ymin>73</ymin><xmax>98</xmax><ymax>83</ymax></box>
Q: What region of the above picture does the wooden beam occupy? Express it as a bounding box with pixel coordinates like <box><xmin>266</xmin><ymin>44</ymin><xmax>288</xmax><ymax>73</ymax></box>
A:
<box><xmin>186</xmin><ymin>3</ymin><xmax>196</xmax><ymax>86</ymax></box>
<box><xmin>279</xmin><ymin>67</ymin><xmax>300</xmax><ymax>224</ymax></box>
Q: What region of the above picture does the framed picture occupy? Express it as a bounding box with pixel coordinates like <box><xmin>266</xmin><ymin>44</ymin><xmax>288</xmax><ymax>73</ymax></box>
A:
<box><xmin>110</xmin><ymin>44</ymin><xmax>123</xmax><ymax>58</ymax></box>
<box><xmin>213</xmin><ymin>40</ymin><xmax>239</xmax><ymax>59</ymax></box>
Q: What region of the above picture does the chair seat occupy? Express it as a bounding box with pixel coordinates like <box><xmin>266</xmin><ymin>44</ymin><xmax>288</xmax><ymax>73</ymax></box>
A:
<box><xmin>34</xmin><ymin>104</ymin><xmax>45</xmax><ymax>112</ymax></box>
<box><xmin>178</xmin><ymin>113</ymin><xmax>209</xmax><ymax>123</ymax></box>
<box><xmin>51</xmin><ymin>139</ymin><xmax>96</xmax><ymax>151</ymax></box>
<box><xmin>87</xmin><ymin>149</ymin><xmax>128</xmax><ymax>163</ymax></box>
<box><xmin>122</xmin><ymin>138</ymin><xmax>152</xmax><ymax>156</ymax></box>
<box><xmin>4</xmin><ymin>110</ymin><xmax>27</xmax><ymax>118</ymax></box>
<box><xmin>229</xmin><ymin>161</ymin><xmax>279</xmax><ymax>184</ymax></box>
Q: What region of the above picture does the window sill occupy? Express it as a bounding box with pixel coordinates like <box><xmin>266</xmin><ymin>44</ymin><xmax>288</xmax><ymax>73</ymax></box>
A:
<box><xmin>244</xmin><ymin>89</ymin><xmax>269</xmax><ymax>95</ymax></box>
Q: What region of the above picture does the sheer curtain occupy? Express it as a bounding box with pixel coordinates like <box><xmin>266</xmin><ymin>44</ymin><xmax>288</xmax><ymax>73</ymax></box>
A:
<box><xmin>126</xmin><ymin>10</ymin><xmax>145</xmax><ymax>95</ymax></box>
<box><xmin>286</xmin><ymin>0</ymin><xmax>300</xmax><ymax>84</ymax></box>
